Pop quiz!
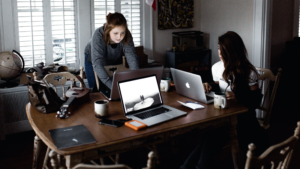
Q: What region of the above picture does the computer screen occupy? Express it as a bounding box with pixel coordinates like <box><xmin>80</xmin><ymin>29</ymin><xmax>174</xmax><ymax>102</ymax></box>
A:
<box><xmin>118</xmin><ymin>75</ymin><xmax>163</xmax><ymax>114</ymax></box>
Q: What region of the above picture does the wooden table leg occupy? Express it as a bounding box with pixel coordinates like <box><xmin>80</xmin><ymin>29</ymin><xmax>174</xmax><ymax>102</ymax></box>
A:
<box><xmin>230</xmin><ymin>116</ymin><xmax>241</xmax><ymax>169</ymax></box>
<box><xmin>65</xmin><ymin>153</ymin><xmax>83</xmax><ymax>169</ymax></box>
<box><xmin>171</xmin><ymin>139</ymin><xmax>179</xmax><ymax>154</ymax></box>
<box><xmin>33</xmin><ymin>135</ymin><xmax>41</xmax><ymax>169</ymax></box>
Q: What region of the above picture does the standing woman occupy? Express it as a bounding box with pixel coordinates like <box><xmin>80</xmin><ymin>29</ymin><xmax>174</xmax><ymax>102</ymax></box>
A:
<box><xmin>84</xmin><ymin>12</ymin><xmax>139</xmax><ymax>89</ymax></box>
<box><xmin>181</xmin><ymin>31</ymin><xmax>269</xmax><ymax>169</ymax></box>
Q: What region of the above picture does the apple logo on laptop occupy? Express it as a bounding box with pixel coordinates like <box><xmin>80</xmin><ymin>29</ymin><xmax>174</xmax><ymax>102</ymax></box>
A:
<box><xmin>186</xmin><ymin>82</ymin><xmax>190</xmax><ymax>88</ymax></box>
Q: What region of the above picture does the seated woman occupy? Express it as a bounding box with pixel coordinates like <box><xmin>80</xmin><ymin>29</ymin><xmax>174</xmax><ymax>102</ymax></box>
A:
<box><xmin>181</xmin><ymin>31</ymin><xmax>269</xmax><ymax>169</ymax></box>
<box><xmin>84</xmin><ymin>12</ymin><xmax>139</xmax><ymax>89</ymax></box>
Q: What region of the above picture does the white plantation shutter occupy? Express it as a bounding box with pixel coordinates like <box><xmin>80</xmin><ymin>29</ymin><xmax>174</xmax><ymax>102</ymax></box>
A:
<box><xmin>121</xmin><ymin>0</ymin><xmax>141</xmax><ymax>46</ymax></box>
<box><xmin>16</xmin><ymin>0</ymin><xmax>77</xmax><ymax>68</ymax></box>
<box><xmin>93</xmin><ymin>0</ymin><xmax>141</xmax><ymax>46</ymax></box>
<box><xmin>50</xmin><ymin>0</ymin><xmax>77</xmax><ymax>65</ymax></box>
<box><xmin>17</xmin><ymin>0</ymin><xmax>45</xmax><ymax>68</ymax></box>
<box><xmin>93</xmin><ymin>0</ymin><xmax>115</xmax><ymax>30</ymax></box>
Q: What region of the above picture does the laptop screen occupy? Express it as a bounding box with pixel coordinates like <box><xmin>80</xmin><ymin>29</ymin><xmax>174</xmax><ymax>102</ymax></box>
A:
<box><xmin>118</xmin><ymin>75</ymin><xmax>163</xmax><ymax>115</ymax></box>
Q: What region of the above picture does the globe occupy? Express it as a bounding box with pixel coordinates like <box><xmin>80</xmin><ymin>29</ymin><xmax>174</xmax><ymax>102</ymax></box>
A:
<box><xmin>0</xmin><ymin>50</ymin><xmax>24</xmax><ymax>80</ymax></box>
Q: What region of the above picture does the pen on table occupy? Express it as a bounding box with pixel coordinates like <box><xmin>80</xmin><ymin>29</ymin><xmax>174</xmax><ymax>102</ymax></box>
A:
<box><xmin>186</xmin><ymin>101</ymin><xmax>201</xmax><ymax>105</ymax></box>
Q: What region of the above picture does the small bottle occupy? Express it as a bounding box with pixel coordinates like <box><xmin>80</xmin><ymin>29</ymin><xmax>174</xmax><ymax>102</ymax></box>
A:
<box><xmin>182</xmin><ymin>43</ymin><xmax>187</xmax><ymax>51</ymax></box>
<box><xmin>172</xmin><ymin>46</ymin><xmax>176</xmax><ymax>52</ymax></box>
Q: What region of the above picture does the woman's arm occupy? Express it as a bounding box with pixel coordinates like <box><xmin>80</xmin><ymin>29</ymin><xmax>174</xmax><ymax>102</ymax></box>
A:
<box><xmin>203</xmin><ymin>81</ymin><xmax>220</xmax><ymax>93</ymax></box>
<box><xmin>247</xmin><ymin>84</ymin><xmax>263</xmax><ymax>109</ymax></box>
<box><xmin>231</xmin><ymin>84</ymin><xmax>262</xmax><ymax>110</ymax></box>
<box><xmin>123</xmin><ymin>34</ymin><xmax>139</xmax><ymax>70</ymax></box>
<box><xmin>91</xmin><ymin>29</ymin><xmax>113</xmax><ymax>88</ymax></box>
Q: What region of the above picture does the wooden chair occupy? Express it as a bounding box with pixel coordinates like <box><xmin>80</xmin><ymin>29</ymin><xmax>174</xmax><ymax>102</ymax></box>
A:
<box><xmin>255</xmin><ymin>67</ymin><xmax>282</xmax><ymax>129</ymax></box>
<box><xmin>43</xmin><ymin>71</ymin><xmax>86</xmax><ymax>101</ymax></box>
<box><xmin>43</xmin><ymin>69</ymin><xmax>121</xmax><ymax>165</ymax></box>
<box><xmin>32</xmin><ymin>69</ymin><xmax>87</xmax><ymax>169</ymax></box>
<box><xmin>218</xmin><ymin>67</ymin><xmax>282</xmax><ymax>168</ymax></box>
<box><xmin>65</xmin><ymin>151</ymin><xmax>156</xmax><ymax>169</ymax></box>
<box><xmin>245</xmin><ymin>121</ymin><xmax>300</xmax><ymax>169</ymax></box>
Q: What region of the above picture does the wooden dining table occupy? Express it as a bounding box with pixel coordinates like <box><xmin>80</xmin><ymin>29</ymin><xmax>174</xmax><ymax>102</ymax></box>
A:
<box><xmin>26</xmin><ymin>89</ymin><xmax>248</xmax><ymax>169</ymax></box>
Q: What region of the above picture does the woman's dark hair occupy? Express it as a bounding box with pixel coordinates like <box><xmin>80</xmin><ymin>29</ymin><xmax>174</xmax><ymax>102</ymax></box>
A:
<box><xmin>103</xmin><ymin>12</ymin><xmax>131</xmax><ymax>45</ymax></box>
<box><xmin>218</xmin><ymin>31</ymin><xmax>258</xmax><ymax>94</ymax></box>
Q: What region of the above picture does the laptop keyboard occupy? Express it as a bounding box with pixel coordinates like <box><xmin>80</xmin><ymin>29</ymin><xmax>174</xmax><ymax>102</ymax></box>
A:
<box><xmin>134</xmin><ymin>107</ymin><xmax>171</xmax><ymax>120</ymax></box>
<box><xmin>206</xmin><ymin>95</ymin><xmax>214</xmax><ymax>100</ymax></box>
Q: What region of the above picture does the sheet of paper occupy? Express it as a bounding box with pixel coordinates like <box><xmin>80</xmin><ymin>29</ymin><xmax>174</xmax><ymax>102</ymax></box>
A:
<box><xmin>177</xmin><ymin>101</ymin><xmax>205</xmax><ymax>110</ymax></box>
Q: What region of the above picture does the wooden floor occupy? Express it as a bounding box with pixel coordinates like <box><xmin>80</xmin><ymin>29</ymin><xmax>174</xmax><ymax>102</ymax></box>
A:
<box><xmin>1</xmin><ymin>89</ymin><xmax>300</xmax><ymax>169</ymax></box>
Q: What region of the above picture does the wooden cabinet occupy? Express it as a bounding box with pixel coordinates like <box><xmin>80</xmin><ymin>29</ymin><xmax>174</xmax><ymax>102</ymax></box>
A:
<box><xmin>166</xmin><ymin>49</ymin><xmax>212</xmax><ymax>82</ymax></box>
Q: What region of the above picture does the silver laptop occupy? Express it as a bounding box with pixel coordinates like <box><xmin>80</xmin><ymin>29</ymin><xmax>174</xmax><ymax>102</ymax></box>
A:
<box><xmin>117</xmin><ymin>75</ymin><xmax>187</xmax><ymax>126</ymax></box>
<box><xmin>100</xmin><ymin>66</ymin><xmax>164</xmax><ymax>101</ymax></box>
<box><xmin>170</xmin><ymin>68</ymin><xmax>214</xmax><ymax>104</ymax></box>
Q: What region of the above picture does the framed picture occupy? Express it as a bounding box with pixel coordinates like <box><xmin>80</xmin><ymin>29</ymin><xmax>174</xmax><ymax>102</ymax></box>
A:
<box><xmin>158</xmin><ymin>0</ymin><xmax>194</xmax><ymax>30</ymax></box>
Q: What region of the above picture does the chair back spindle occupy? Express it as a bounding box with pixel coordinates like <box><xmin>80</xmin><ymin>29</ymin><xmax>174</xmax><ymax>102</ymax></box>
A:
<box><xmin>43</xmin><ymin>72</ymin><xmax>85</xmax><ymax>101</ymax></box>
<box><xmin>255</xmin><ymin>67</ymin><xmax>282</xmax><ymax>129</ymax></box>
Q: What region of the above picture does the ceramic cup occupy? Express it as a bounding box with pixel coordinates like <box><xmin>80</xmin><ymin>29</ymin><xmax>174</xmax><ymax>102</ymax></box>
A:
<box><xmin>160</xmin><ymin>77</ymin><xmax>171</xmax><ymax>92</ymax></box>
<box><xmin>94</xmin><ymin>100</ymin><xmax>109</xmax><ymax>118</ymax></box>
<box><xmin>214</xmin><ymin>92</ymin><xmax>228</xmax><ymax>109</ymax></box>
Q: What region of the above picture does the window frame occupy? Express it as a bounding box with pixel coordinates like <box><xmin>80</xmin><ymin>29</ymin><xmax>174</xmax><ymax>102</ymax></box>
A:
<box><xmin>91</xmin><ymin>0</ymin><xmax>143</xmax><ymax>47</ymax></box>
<box><xmin>0</xmin><ymin>0</ymin><xmax>3</xmax><ymax>52</ymax></box>
<box><xmin>0</xmin><ymin>0</ymin><xmax>153</xmax><ymax>69</ymax></box>
<box><xmin>12</xmin><ymin>0</ymin><xmax>79</xmax><ymax>68</ymax></box>
<box><xmin>294</xmin><ymin>0</ymin><xmax>300</xmax><ymax>37</ymax></box>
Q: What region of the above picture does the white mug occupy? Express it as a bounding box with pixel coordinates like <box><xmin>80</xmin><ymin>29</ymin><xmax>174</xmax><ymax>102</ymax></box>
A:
<box><xmin>160</xmin><ymin>78</ymin><xmax>171</xmax><ymax>92</ymax></box>
<box><xmin>94</xmin><ymin>100</ymin><xmax>109</xmax><ymax>118</ymax></box>
<box><xmin>214</xmin><ymin>92</ymin><xmax>227</xmax><ymax>109</ymax></box>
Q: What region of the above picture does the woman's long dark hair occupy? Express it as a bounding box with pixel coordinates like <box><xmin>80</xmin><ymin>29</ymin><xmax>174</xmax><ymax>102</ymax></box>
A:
<box><xmin>218</xmin><ymin>31</ymin><xmax>258</xmax><ymax>95</ymax></box>
<box><xmin>103</xmin><ymin>12</ymin><xmax>131</xmax><ymax>45</ymax></box>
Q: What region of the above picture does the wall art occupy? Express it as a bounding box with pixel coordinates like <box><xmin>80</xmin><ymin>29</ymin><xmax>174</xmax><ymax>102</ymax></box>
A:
<box><xmin>158</xmin><ymin>0</ymin><xmax>194</xmax><ymax>30</ymax></box>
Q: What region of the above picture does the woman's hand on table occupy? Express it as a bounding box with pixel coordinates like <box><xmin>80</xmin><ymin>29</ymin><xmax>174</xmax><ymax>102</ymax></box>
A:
<box><xmin>226</xmin><ymin>91</ymin><xmax>236</xmax><ymax>101</ymax></box>
<box><xmin>203</xmin><ymin>83</ymin><xmax>212</xmax><ymax>93</ymax></box>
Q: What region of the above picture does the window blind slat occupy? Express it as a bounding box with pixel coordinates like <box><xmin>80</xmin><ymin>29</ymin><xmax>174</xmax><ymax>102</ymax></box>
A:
<box><xmin>17</xmin><ymin>0</ymin><xmax>77</xmax><ymax>67</ymax></box>
<box><xmin>17</xmin><ymin>0</ymin><xmax>46</xmax><ymax>67</ymax></box>
<box><xmin>51</xmin><ymin>0</ymin><xmax>77</xmax><ymax>64</ymax></box>
<box><xmin>120</xmin><ymin>0</ymin><xmax>141</xmax><ymax>46</ymax></box>
<box><xmin>93</xmin><ymin>0</ymin><xmax>141</xmax><ymax>47</ymax></box>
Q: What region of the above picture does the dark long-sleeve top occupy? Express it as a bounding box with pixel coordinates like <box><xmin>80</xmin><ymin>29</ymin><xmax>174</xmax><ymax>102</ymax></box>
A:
<box><xmin>84</xmin><ymin>26</ymin><xmax>139</xmax><ymax>89</ymax></box>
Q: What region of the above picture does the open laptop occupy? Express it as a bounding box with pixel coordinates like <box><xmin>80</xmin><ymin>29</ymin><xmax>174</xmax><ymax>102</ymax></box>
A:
<box><xmin>170</xmin><ymin>68</ymin><xmax>214</xmax><ymax>104</ymax></box>
<box><xmin>117</xmin><ymin>75</ymin><xmax>187</xmax><ymax>126</ymax></box>
<box><xmin>100</xmin><ymin>66</ymin><xmax>164</xmax><ymax>100</ymax></box>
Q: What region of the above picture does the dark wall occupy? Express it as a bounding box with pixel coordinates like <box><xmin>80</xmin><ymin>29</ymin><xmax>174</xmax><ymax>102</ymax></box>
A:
<box><xmin>270</xmin><ymin>0</ymin><xmax>299</xmax><ymax>124</ymax></box>
<box><xmin>270</xmin><ymin>0</ymin><xmax>294</xmax><ymax>72</ymax></box>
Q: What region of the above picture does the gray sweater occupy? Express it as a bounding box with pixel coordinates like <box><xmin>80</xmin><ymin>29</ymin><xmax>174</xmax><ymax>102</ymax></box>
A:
<box><xmin>85</xmin><ymin>26</ymin><xmax>139</xmax><ymax>89</ymax></box>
